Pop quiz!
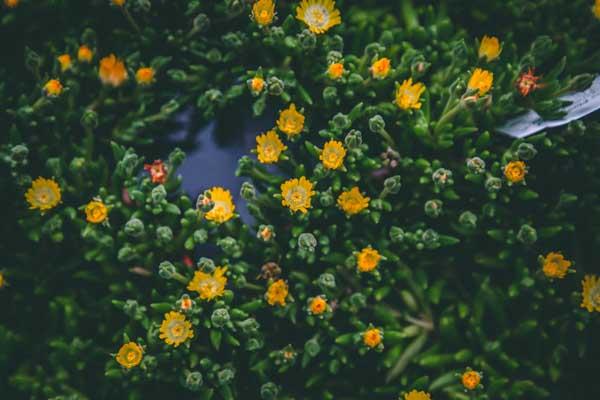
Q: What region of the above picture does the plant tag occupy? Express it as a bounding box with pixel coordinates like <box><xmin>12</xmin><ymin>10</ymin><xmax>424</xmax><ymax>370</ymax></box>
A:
<box><xmin>497</xmin><ymin>75</ymin><xmax>600</xmax><ymax>138</ymax></box>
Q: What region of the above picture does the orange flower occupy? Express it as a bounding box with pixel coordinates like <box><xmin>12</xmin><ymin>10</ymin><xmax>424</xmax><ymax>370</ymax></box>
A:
<box><xmin>144</xmin><ymin>160</ymin><xmax>168</xmax><ymax>184</ymax></box>
<box><xmin>328</xmin><ymin>62</ymin><xmax>344</xmax><ymax>80</ymax></box>
<box><xmin>99</xmin><ymin>54</ymin><xmax>128</xmax><ymax>87</ymax></box>
<box><xmin>370</xmin><ymin>57</ymin><xmax>391</xmax><ymax>79</ymax></box>
<box><xmin>516</xmin><ymin>68</ymin><xmax>542</xmax><ymax>97</ymax></box>
<box><xmin>78</xmin><ymin>45</ymin><xmax>93</xmax><ymax>63</ymax></box>
<box><xmin>504</xmin><ymin>161</ymin><xmax>527</xmax><ymax>183</ymax></box>
<box><xmin>136</xmin><ymin>67</ymin><xmax>155</xmax><ymax>85</ymax></box>
<box><xmin>309</xmin><ymin>296</ymin><xmax>327</xmax><ymax>315</ymax></box>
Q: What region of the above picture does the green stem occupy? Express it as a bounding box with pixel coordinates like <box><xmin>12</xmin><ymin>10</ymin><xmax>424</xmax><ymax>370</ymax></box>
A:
<box><xmin>433</xmin><ymin>101</ymin><xmax>463</xmax><ymax>137</ymax></box>
<box><xmin>122</xmin><ymin>7</ymin><xmax>142</xmax><ymax>36</ymax></box>
<box><xmin>400</xmin><ymin>0</ymin><xmax>420</xmax><ymax>30</ymax></box>
<box><xmin>377</xmin><ymin>128</ymin><xmax>396</xmax><ymax>149</ymax></box>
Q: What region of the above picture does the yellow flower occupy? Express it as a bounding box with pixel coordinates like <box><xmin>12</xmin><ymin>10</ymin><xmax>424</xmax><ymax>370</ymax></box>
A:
<box><xmin>371</xmin><ymin>57</ymin><xmax>391</xmax><ymax>79</ymax></box>
<box><xmin>266</xmin><ymin>279</ymin><xmax>289</xmax><ymax>306</ymax></box>
<box><xmin>309</xmin><ymin>296</ymin><xmax>327</xmax><ymax>315</ymax></box>
<box><xmin>99</xmin><ymin>54</ymin><xmax>128</xmax><ymax>87</ymax></box>
<box><xmin>320</xmin><ymin>140</ymin><xmax>346</xmax><ymax>170</ymax></box>
<box><xmin>43</xmin><ymin>79</ymin><xmax>63</xmax><ymax>97</ymax></box>
<box><xmin>478</xmin><ymin>35</ymin><xmax>501</xmax><ymax>62</ymax></box>
<box><xmin>542</xmin><ymin>252</ymin><xmax>572</xmax><ymax>279</ymax></box>
<box><xmin>4</xmin><ymin>0</ymin><xmax>19</xmax><ymax>8</ymax></box>
<box><xmin>395</xmin><ymin>78</ymin><xmax>426</xmax><ymax>110</ymax></box>
<box><xmin>363</xmin><ymin>328</ymin><xmax>382</xmax><ymax>348</ymax></box>
<box><xmin>296</xmin><ymin>0</ymin><xmax>341</xmax><ymax>35</ymax></box>
<box><xmin>252</xmin><ymin>0</ymin><xmax>275</xmax><ymax>26</ymax></box>
<box><xmin>250</xmin><ymin>76</ymin><xmax>265</xmax><ymax>93</ymax></box>
<box><xmin>0</xmin><ymin>272</ymin><xmax>5</xmax><ymax>289</ymax></box>
<box><xmin>256</xmin><ymin>130</ymin><xmax>287</xmax><ymax>164</ymax></box>
<box><xmin>115</xmin><ymin>342</ymin><xmax>143</xmax><ymax>369</ymax></box>
<box><xmin>159</xmin><ymin>311</ymin><xmax>194</xmax><ymax>347</ymax></box>
<box><xmin>57</xmin><ymin>54</ymin><xmax>72</xmax><ymax>72</ymax></box>
<box><xmin>593</xmin><ymin>0</ymin><xmax>600</xmax><ymax>19</ymax></box>
<box><xmin>504</xmin><ymin>161</ymin><xmax>527</xmax><ymax>183</ymax></box>
<box><xmin>468</xmin><ymin>68</ymin><xmax>493</xmax><ymax>95</ymax></box>
<box><xmin>187</xmin><ymin>266</ymin><xmax>228</xmax><ymax>301</ymax></box>
<box><xmin>136</xmin><ymin>67</ymin><xmax>155</xmax><ymax>85</ymax></box>
<box><xmin>280</xmin><ymin>176</ymin><xmax>315</xmax><ymax>213</ymax></box>
<box><xmin>462</xmin><ymin>370</ymin><xmax>481</xmax><ymax>390</ymax></box>
<box><xmin>356</xmin><ymin>247</ymin><xmax>381</xmax><ymax>272</ymax></box>
<box><xmin>337</xmin><ymin>187</ymin><xmax>369</xmax><ymax>215</ymax></box>
<box><xmin>277</xmin><ymin>103</ymin><xmax>305</xmax><ymax>138</ymax></box>
<box><xmin>204</xmin><ymin>187</ymin><xmax>235</xmax><ymax>223</ymax></box>
<box><xmin>85</xmin><ymin>200</ymin><xmax>108</xmax><ymax>224</ymax></box>
<box><xmin>78</xmin><ymin>45</ymin><xmax>93</xmax><ymax>63</ymax></box>
<box><xmin>327</xmin><ymin>62</ymin><xmax>344</xmax><ymax>80</ymax></box>
<box><xmin>404</xmin><ymin>390</ymin><xmax>431</xmax><ymax>400</ymax></box>
<box><xmin>112</xmin><ymin>0</ymin><xmax>125</xmax><ymax>6</ymax></box>
<box><xmin>25</xmin><ymin>177</ymin><xmax>61</xmax><ymax>212</ymax></box>
<box><xmin>581</xmin><ymin>275</ymin><xmax>600</xmax><ymax>312</ymax></box>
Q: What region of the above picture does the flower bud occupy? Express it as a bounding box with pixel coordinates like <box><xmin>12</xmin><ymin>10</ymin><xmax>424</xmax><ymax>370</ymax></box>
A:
<box><xmin>156</xmin><ymin>226</ymin><xmax>173</xmax><ymax>245</ymax></box>
<box><xmin>389</xmin><ymin>226</ymin><xmax>405</xmax><ymax>243</ymax></box>
<box><xmin>421</xmin><ymin>229</ymin><xmax>439</xmax><ymax>247</ymax></box>
<box><xmin>349</xmin><ymin>292</ymin><xmax>367</xmax><ymax>308</ymax></box>
<box><xmin>69</xmin><ymin>157</ymin><xmax>85</xmax><ymax>173</ymax></box>
<box><xmin>124</xmin><ymin>218</ymin><xmax>145</xmax><ymax>238</ymax></box>
<box><xmin>323</xmin><ymin>86</ymin><xmax>339</xmax><ymax>106</ymax></box>
<box><xmin>368</xmin><ymin>115</ymin><xmax>386</xmax><ymax>133</ymax></box>
<box><xmin>193</xmin><ymin>13</ymin><xmax>210</xmax><ymax>32</ymax></box>
<box><xmin>10</xmin><ymin>144</ymin><xmax>29</xmax><ymax>163</ymax></box>
<box><xmin>183</xmin><ymin>371</ymin><xmax>203</xmax><ymax>391</ymax></box>
<box><xmin>517</xmin><ymin>224</ymin><xmax>537</xmax><ymax>244</ymax></box>
<box><xmin>118</xmin><ymin>152</ymin><xmax>142</xmax><ymax>177</ymax></box>
<box><xmin>331</xmin><ymin>113</ymin><xmax>350</xmax><ymax>131</ymax></box>
<box><xmin>485</xmin><ymin>177</ymin><xmax>502</xmax><ymax>193</ymax></box>
<box><xmin>260</xmin><ymin>382</ymin><xmax>279</xmax><ymax>400</ymax></box>
<box><xmin>348</xmin><ymin>73</ymin><xmax>364</xmax><ymax>86</ymax></box>
<box><xmin>298</xmin><ymin>233</ymin><xmax>317</xmax><ymax>252</ymax></box>
<box><xmin>117</xmin><ymin>245</ymin><xmax>136</xmax><ymax>262</ymax></box>
<box><xmin>217</xmin><ymin>368</ymin><xmax>235</xmax><ymax>385</ymax></box>
<box><xmin>319</xmin><ymin>188</ymin><xmax>335</xmax><ymax>207</ymax></box>
<box><xmin>240</xmin><ymin>181</ymin><xmax>256</xmax><ymax>200</ymax></box>
<box><xmin>217</xmin><ymin>236</ymin><xmax>242</xmax><ymax>257</ymax></box>
<box><xmin>297</xmin><ymin>29</ymin><xmax>316</xmax><ymax>50</ymax></box>
<box><xmin>383</xmin><ymin>175</ymin><xmax>402</xmax><ymax>194</ymax></box>
<box><xmin>304</xmin><ymin>338</ymin><xmax>321</xmax><ymax>357</ymax></box>
<box><xmin>326</xmin><ymin>50</ymin><xmax>343</xmax><ymax>64</ymax></box>
<box><xmin>260</xmin><ymin>262</ymin><xmax>281</xmax><ymax>280</ymax></box>
<box><xmin>198</xmin><ymin>257</ymin><xmax>215</xmax><ymax>271</ymax></box>
<box><xmin>344</xmin><ymin>129</ymin><xmax>362</xmax><ymax>149</ymax></box>
<box><xmin>516</xmin><ymin>142</ymin><xmax>537</xmax><ymax>160</ymax></box>
<box><xmin>168</xmin><ymin>147</ymin><xmax>185</xmax><ymax>167</ymax></box>
<box><xmin>257</xmin><ymin>225</ymin><xmax>275</xmax><ymax>242</ymax></box>
<box><xmin>211</xmin><ymin>308</ymin><xmax>230</xmax><ymax>328</ymax></box>
<box><xmin>158</xmin><ymin>261</ymin><xmax>176</xmax><ymax>279</ymax></box>
<box><xmin>239</xmin><ymin>318</ymin><xmax>260</xmax><ymax>334</ymax></box>
<box><xmin>123</xmin><ymin>299</ymin><xmax>146</xmax><ymax>320</ymax></box>
<box><xmin>81</xmin><ymin>109</ymin><xmax>99</xmax><ymax>129</ymax></box>
<box><xmin>424</xmin><ymin>199</ymin><xmax>443</xmax><ymax>218</ymax></box>
<box><xmin>459</xmin><ymin>211</ymin><xmax>477</xmax><ymax>229</ymax></box>
<box><xmin>317</xmin><ymin>273</ymin><xmax>336</xmax><ymax>290</ymax></box>
<box><xmin>246</xmin><ymin>338</ymin><xmax>263</xmax><ymax>351</ymax></box>
<box><xmin>193</xmin><ymin>229</ymin><xmax>208</xmax><ymax>244</ymax></box>
<box><xmin>206</xmin><ymin>48</ymin><xmax>223</xmax><ymax>64</ymax></box>
<box><xmin>267</xmin><ymin>76</ymin><xmax>285</xmax><ymax>96</ymax></box>
<box><xmin>432</xmin><ymin>168</ymin><xmax>453</xmax><ymax>188</ymax></box>
<box><xmin>466</xmin><ymin>157</ymin><xmax>486</xmax><ymax>174</ymax></box>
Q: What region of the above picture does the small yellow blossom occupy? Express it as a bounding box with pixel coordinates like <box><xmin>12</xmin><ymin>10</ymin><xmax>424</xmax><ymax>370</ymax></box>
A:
<box><xmin>259</xmin><ymin>226</ymin><xmax>273</xmax><ymax>241</ymax></box>
<box><xmin>468</xmin><ymin>68</ymin><xmax>493</xmax><ymax>95</ymax></box>
<box><xmin>159</xmin><ymin>311</ymin><xmax>194</xmax><ymax>347</ymax></box>
<box><xmin>25</xmin><ymin>177</ymin><xmax>61</xmax><ymax>212</ymax></box>
<box><xmin>404</xmin><ymin>390</ymin><xmax>431</xmax><ymax>400</ymax></box>
<box><xmin>370</xmin><ymin>57</ymin><xmax>391</xmax><ymax>79</ymax></box>
<box><xmin>78</xmin><ymin>45</ymin><xmax>93</xmax><ymax>63</ymax></box>
<box><xmin>504</xmin><ymin>161</ymin><xmax>527</xmax><ymax>183</ymax></box>
<box><xmin>363</xmin><ymin>328</ymin><xmax>382</xmax><ymax>348</ymax></box>
<box><xmin>85</xmin><ymin>200</ymin><xmax>108</xmax><ymax>224</ymax></box>
<box><xmin>0</xmin><ymin>273</ymin><xmax>5</xmax><ymax>289</ymax></box>
<box><xmin>136</xmin><ymin>67</ymin><xmax>155</xmax><ymax>85</ymax></box>
<box><xmin>478</xmin><ymin>35</ymin><xmax>501</xmax><ymax>62</ymax></box>
<box><xmin>280</xmin><ymin>176</ymin><xmax>315</xmax><ymax>213</ymax></box>
<box><xmin>115</xmin><ymin>342</ymin><xmax>143</xmax><ymax>369</ymax></box>
<box><xmin>320</xmin><ymin>140</ymin><xmax>346</xmax><ymax>169</ymax></box>
<box><xmin>593</xmin><ymin>0</ymin><xmax>600</xmax><ymax>19</ymax></box>
<box><xmin>187</xmin><ymin>266</ymin><xmax>228</xmax><ymax>301</ymax></box>
<box><xmin>462</xmin><ymin>370</ymin><xmax>481</xmax><ymax>390</ymax></box>
<box><xmin>357</xmin><ymin>247</ymin><xmax>381</xmax><ymax>272</ymax></box>
<box><xmin>266</xmin><ymin>279</ymin><xmax>289</xmax><ymax>306</ymax></box>
<box><xmin>256</xmin><ymin>130</ymin><xmax>287</xmax><ymax>164</ymax></box>
<box><xmin>395</xmin><ymin>78</ymin><xmax>426</xmax><ymax>110</ymax></box>
<box><xmin>542</xmin><ymin>252</ymin><xmax>572</xmax><ymax>279</ymax></box>
<box><xmin>112</xmin><ymin>0</ymin><xmax>126</xmax><ymax>6</ymax></box>
<box><xmin>250</xmin><ymin>76</ymin><xmax>265</xmax><ymax>93</ymax></box>
<box><xmin>99</xmin><ymin>54</ymin><xmax>128</xmax><ymax>87</ymax></box>
<box><xmin>328</xmin><ymin>62</ymin><xmax>344</xmax><ymax>80</ymax></box>
<box><xmin>43</xmin><ymin>79</ymin><xmax>63</xmax><ymax>97</ymax></box>
<box><xmin>252</xmin><ymin>0</ymin><xmax>275</xmax><ymax>26</ymax></box>
<box><xmin>204</xmin><ymin>187</ymin><xmax>235</xmax><ymax>223</ymax></box>
<box><xmin>309</xmin><ymin>296</ymin><xmax>327</xmax><ymax>315</ymax></box>
<box><xmin>277</xmin><ymin>103</ymin><xmax>305</xmax><ymax>138</ymax></box>
<box><xmin>4</xmin><ymin>0</ymin><xmax>19</xmax><ymax>8</ymax></box>
<box><xmin>337</xmin><ymin>187</ymin><xmax>369</xmax><ymax>215</ymax></box>
<box><xmin>296</xmin><ymin>0</ymin><xmax>341</xmax><ymax>35</ymax></box>
<box><xmin>57</xmin><ymin>54</ymin><xmax>72</xmax><ymax>72</ymax></box>
<box><xmin>581</xmin><ymin>275</ymin><xmax>600</xmax><ymax>312</ymax></box>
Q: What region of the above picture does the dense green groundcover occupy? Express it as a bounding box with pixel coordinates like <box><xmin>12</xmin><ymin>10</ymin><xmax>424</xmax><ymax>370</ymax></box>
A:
<box><xmin>2</xmin><ymin>0</ymin><xmax>600</xmax><ymax>399</ymax></box>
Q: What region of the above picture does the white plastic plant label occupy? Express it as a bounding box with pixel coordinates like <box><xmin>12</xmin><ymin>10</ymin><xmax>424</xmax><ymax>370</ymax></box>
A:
<box><xmin>497</xmin><ymin>75</ymin><xmax>600</xmax><ymax>138</ymax></box>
